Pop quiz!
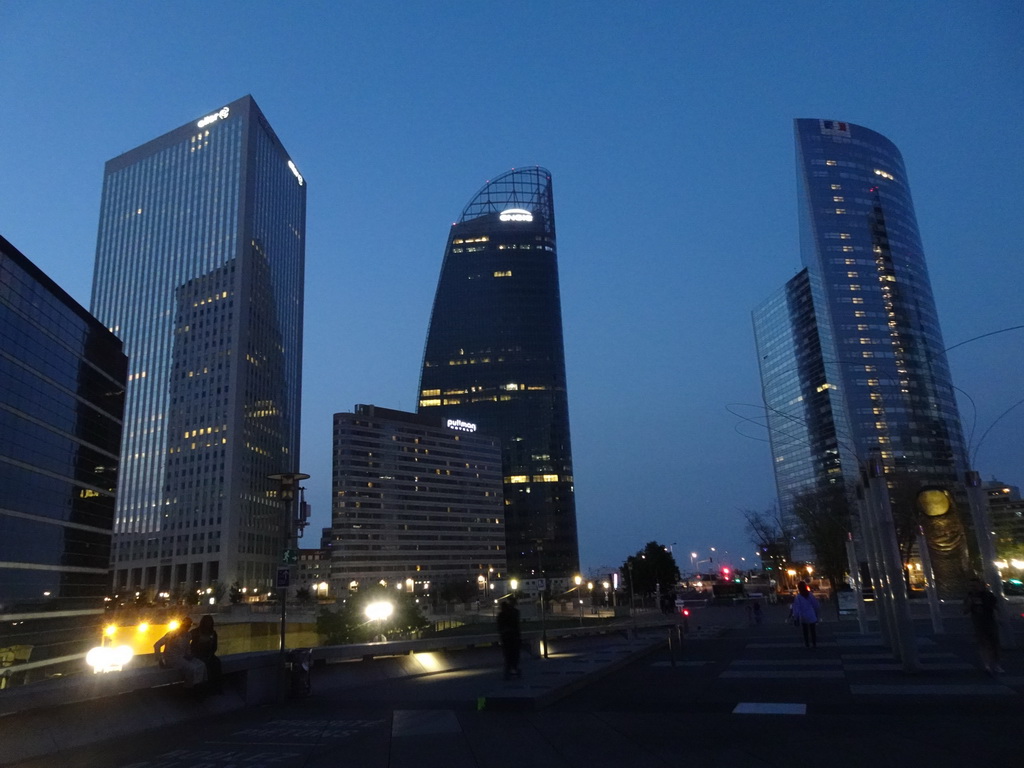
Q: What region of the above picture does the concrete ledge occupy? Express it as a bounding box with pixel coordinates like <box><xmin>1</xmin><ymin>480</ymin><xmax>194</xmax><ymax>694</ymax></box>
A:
<box><xmin>0</xmin><ymin>619</ymin><xmax>684</xmax><ymax>763</ymax></box>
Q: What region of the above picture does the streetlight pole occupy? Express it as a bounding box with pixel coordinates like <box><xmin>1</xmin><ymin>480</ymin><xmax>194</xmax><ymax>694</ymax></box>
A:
<box><xmin>267</xmin><ymin>472</ymin><xmax>310</xmax><ymax>656</ymax></box>
<box><xmin>536</xmin><ymin>541</ymin><xmax>548</xmax><ymax>658</ymax></box>
<box><xmin>574</xmin><ymin>575</ymin><xmax>583</xmax><ymax>625</ymax></box>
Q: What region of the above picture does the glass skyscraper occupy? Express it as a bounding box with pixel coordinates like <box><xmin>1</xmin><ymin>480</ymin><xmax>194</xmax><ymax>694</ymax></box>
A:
<box><xmin>417</xmin><ymin>167</ymin><xmax>579</xmax><ymax>578</ymax></box>
<box><xmin>1</xmin><ymin>235</ymin><xmax>127</xmax><ymax>684</ymax></box>
<box><xmin>91</xmin><ymin>96</ymin><xmax>306</xmax><ymax>599</ymax></box>
<box><xmin>754</xmin><ymin>119</ymin><xmax>969</xmax><ymax>571</ymax></box>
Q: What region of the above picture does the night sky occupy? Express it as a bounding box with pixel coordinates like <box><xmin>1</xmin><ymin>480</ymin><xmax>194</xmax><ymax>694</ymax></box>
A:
<box><xmin>2</xmin><ymin>2</ymin><xmax>1021</xmax><ymax>575</ymax></box>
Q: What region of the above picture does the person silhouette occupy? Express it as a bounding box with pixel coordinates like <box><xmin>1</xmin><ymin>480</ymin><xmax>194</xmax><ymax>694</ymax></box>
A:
<box><xmin>496</xmin><ymin>598</ymin><xmax>522</xmax><ymax>679</ymax></box>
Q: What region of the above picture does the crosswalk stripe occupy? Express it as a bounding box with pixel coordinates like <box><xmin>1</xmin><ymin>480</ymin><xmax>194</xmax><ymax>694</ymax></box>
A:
<box><xmin>733</xmin><ymin>702</ymin><xmax>806</xmax><ymax>715</ymax></box>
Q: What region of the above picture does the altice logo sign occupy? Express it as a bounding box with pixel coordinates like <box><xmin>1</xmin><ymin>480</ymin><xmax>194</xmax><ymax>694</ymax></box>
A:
<box><xmin>447</xmin><ymin>418</ymin><xmax>477</xmax><ymax>433</ymax></box>
<box><xmin>499</xmin><ymin>208</ymin><xmax>533</xmax><ymax>222</ymax></box>
<box><xmin>197</xmin><ymin>106</ymin><xmax>230</xmax><ymax>129</ymax></box>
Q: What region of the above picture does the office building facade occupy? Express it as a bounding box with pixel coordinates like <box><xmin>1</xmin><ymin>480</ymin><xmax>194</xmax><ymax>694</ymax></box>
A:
<box><xmin>91</xmin><ymin>96</ymin><xmax>306</xmax><ymax>599</ymax></box>
<box><xmin>417</xmin><ymin>168</ymin><xmax>579</xmax><ymax>577</ymax></box>
<box><xmin>331</xmin><ymin>405</ymin><xmax>505</xmax><ymax>590</ymax></box>
<box><xmin>755</xmin><ymin>120</ymin><xmax>969</xmax><ymax>574</ymax></box>
<box><xmin>1</xmin><ymin>235</ymin><xmax>127</xmax><ymax>683</ymax></box>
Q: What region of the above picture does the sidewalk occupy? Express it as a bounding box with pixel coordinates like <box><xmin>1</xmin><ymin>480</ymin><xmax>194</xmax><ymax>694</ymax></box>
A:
<box><xmin>6</xmin><ymin>606</ymin><xmax>1021</xmax><ymax>767</ymax></box>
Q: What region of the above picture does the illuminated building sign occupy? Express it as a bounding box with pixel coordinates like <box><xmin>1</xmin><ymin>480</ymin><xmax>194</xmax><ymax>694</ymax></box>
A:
<box><xmin>499</xmin><ymin>208</ymin><xmax>533</xmax><ymax>222</ymax></box>
<box><xmin>196</xmin><ymin>107</ymin><xmax>230</xmax><ymax>129</ymax></box>
<box><xmin>447</xmin><ymin>418</ymin><xmax>477</xmax><ymax>433</ymax></box>
<box><xmin>288</xmin><ymin>160</ymin><xmax>304</xmax><ymax>186</ymax></box>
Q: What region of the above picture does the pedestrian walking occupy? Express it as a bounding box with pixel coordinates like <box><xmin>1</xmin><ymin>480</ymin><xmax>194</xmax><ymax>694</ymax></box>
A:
<box><xmin>964</xmin><ymin>576</ymin><xmax>1003</xmax><ymax>674</ymax></box>
<box><xmin>790</xmin><ymin>581</ymin><xmax>820</xmax><ymax>648</ymax></box>
<box><xmin>496</xmin><ymin>598</ymin><xmax>522</xmax><ymax>679</ymax></box>
<box><xmin>153</xmin><ymin>617</ymin><xmax>207</xmax><ymax>688</ymax></box>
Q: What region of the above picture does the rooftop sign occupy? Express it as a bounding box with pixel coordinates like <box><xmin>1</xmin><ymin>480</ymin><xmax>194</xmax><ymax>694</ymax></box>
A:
<box><xmin>447</xmin><ymin>418</ymin><xmax>477</xmax><ymax>433</ymax></box>
<box><xmin>499</xmin><ymin>208</ymin><xmax>533</xmax><ymax>222</ymax></box>
<box><xmin>288</xmin><ymin>160</ymin><xmax>304</xmax><ymax>186</ymax></box>
<box><xmin>197</xmin><ymin>107</ymin><xmax>230</xmax><ymax>129</ymax></box>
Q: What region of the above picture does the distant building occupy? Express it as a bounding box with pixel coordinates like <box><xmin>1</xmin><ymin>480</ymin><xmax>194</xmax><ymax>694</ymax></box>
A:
<box><xmin>0</xmin><ymin>235</ymin><xmax>127</xmax><ymax>683</ymax></box>
<box><xmin>985</xmin><ymin>480</ymin><xmax>1024</xmax><ymax>564</ymax></box>
<box><xmin>330</xmin><ymin>405</ymin><xmax>505</xmax><ymax>593</ymax></box>
<box><xmin>90</xmin><ymin>96</ymin><xmax>306</xmax><ymax>600</ymax></box>
<box><xmin>417</xmin><ymin>167</ymin><xmax>579</xmax><ymax>578</ymax></box>
<box><xmin>754</xmin><ymin>120</ymin><xmax>969</xmax><ymax>584</ymax></box>
<box><xmin>295</xmin><ymin>547</ymin><xmax>330</xmax><ymax>598</ymax></box>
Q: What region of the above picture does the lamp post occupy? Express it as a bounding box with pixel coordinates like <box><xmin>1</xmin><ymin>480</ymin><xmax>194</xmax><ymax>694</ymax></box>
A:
<box><xmin>365</xmin><ymin>600</ymin><xmax>393</xmax><ymax>642</ymax></box>
<box><xmin>267</xmin><ymin>471</ymin><xmax>310</xmax><ymax>655</ymax></box>
<box><xmin>536</xmin><ymin>541</ymin><xmax>548</xmax><ymax>658</ymax></box>
<box><xmin>574</xmin><ymin>575</ymin><xmax>583</xmax><ymax>625</ymax></box>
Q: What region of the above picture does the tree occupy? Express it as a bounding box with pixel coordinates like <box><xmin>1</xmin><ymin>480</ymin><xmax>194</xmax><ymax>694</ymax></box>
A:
<box><xmin>316</xmin><ymin>588</ymin><xmax>430</xmax><ymax>645</ymax></box>
<box><xmin>621</xmin><ymin>542</ymin><xmax>680</xmax><ymax>597</ymax></box>
<box><xmin>791</xmin><ymin>484</ymin><xmax>851</xmax><ymax>607</ymax></box>
<box><xmin>742</xmin><ymin>507</ymin><xmax>793</xmax><ymax>568</ymax></box>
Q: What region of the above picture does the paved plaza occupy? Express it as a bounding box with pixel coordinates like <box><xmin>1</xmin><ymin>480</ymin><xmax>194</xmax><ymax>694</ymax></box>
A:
<box><xmin>5</xmin><ymin>604</ymin><xmax>1022</xmax><ymax>768</ymax></box>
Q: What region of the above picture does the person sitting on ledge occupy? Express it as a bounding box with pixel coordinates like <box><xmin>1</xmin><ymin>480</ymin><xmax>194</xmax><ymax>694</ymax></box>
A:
<box><xmin>153</xmin><ymin>616</ymin><xmax>208</xmax><ymax>688</ymax></box>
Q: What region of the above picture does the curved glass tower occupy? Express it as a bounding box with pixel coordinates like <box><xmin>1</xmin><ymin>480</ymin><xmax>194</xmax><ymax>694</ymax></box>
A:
<box><xmin>755</xmin><ymin>120</ymin><xmax>969</xmax><ymax>585</ymax></box>
<box><xmin>418</xmin><ymin>167</ymin><xmax>579</xmax><ymax>578</ymax></box>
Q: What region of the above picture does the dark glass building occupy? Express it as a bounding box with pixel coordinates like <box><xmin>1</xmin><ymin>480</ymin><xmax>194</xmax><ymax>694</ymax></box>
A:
<box><xmin>754</xmin><ymin>120</ymin><xmax>969</xmax><ymax>577</ymax></box>
<box><xmin>0</xmin><ymin>235</ymin><xmax>127</xmax><ymax>684</ymax></box>
<box><xmin>417</xmin><ymin>168</ymin><xmax>579</xmax><ymax>578</ymax></box>
<box><xmin>90</xmin><ymin>96</ymin><xmax>306</xmax><ymax>599</ymax></box>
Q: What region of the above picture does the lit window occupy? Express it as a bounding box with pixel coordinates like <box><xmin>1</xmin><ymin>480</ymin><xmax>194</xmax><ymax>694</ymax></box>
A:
<box><xmin>421</xmin><ymin>389</ymin><xmax>440</xmax><ymax>397</ymax></box>
<box><xmin>831</xmin><ymin>184</ymin><xmax>842</xmax><ymax>190</ymax></box>
<box><xmin>507</xmin><ymin>475</ymin><xmax>529</xmax><ymax>484</ymax></box>
<box><xmin>842</xmin><ymin>246</ymin><xmax>854</xmax><ymax>252</ymax></box>
<box><xmin>847</xmin><ymin>272</ymin><xmax>858</xmax><ymax>278</ymax></box>
<box><xmin>873</xmin><ymin>169</ymin><xmax>895</xmax><ymax>181</ymax></box>
<box><xmin>835</xmin><ymin>208</ymin><xmax>846</xmax><ymax>214</ymax></box>
<box><xmin>493</xmin><ymin>270</ymin><xmax>512</xmax><ymax>278</ymax></box>
<box><xmin>826</xmin><ymin>160</ymin><xmax>837</xmax><ymax>166</ymax></box>
<box><xmin>850</xmin><ymin>284</ymin><xmax>861</xmax><ymax>290</ymax></box>
<box><xmin>840</xmin><ymin>233</ymin><xmax>851</xmax><ymax>239</ymax></box>
<box><xmin>833</xmin><ymin>196</ymin><xmax>844</xmax><ymax>202</ymax></box>
<box><xmin>419</xmin><ymin>398</ymin><xmax>441</xmax><ymax>407</ymax></box>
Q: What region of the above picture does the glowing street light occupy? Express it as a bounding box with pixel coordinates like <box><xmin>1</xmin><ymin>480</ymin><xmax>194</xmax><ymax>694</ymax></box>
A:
<box><xmin>365</xmin><ymin>600</ymin><xmax>394</xmax><ymax>642</ymax></box>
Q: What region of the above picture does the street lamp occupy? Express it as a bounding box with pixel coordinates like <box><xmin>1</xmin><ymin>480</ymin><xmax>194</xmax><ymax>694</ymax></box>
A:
<box><xmin>267</xmin><ymin>471</ymin><xmax>310</xmax><ymax>654</ymax></box>
<box><xmin>365</xmin><ymin>600</ymin><xmax>394</xmax><ymax>642</ymax></box>
<box><xmin>574</xmin><ymin>575</ymin><xmax>583</xmax><ymax>625</ymax></box>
